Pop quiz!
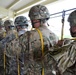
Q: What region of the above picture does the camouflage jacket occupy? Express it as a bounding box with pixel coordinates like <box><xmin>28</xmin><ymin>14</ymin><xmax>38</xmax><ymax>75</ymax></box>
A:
<box><xmin>52</xmin><ymin>39</ymin><xmax>76</xmax><ymax>74</ymax></box>
<box><xmin>1</xmin><ymin>29</ymin><xmax>19</xmax><ymax>57</ymax></box>
<box><xmin>3</xmin><ymin>30</ymin><xmax>21</xmax><ymax>75</ymax></box>
<box><xmin>0</xmin><ymin>29</ymin><xmax>6</xmax><ymax>41</ymax></box>
<box><xmin>0</xmin><ymin>29</ymin><xmax>6</xmax><ymax>66</ymax></box>
<box><xmin>19</xmin><ymin>26</ymin><xmax>59</xmax><ymax>75</ymax></box>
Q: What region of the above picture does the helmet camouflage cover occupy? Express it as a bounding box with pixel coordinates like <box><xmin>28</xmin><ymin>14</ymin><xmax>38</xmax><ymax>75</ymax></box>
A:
<box><xmin>4</xmin><ymin>20</ymin><xmax>14</xmax><ymax>27</ymax></box>
<box><xmin>68</xmin><ymin>10</ymin><xmax>76</xmax><ymax>26</ymax></box>
<box><xmin>14</xmin><ymin>16</ymin><xmax>28</xmax><ymax>27</ymax></box>
<box><xmin>29</xmin><ymin>4</ymin><xmax>50</xmax><ymax>20</ymax></box>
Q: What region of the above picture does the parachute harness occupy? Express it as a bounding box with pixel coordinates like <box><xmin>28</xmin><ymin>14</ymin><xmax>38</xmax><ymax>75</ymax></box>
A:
<box><xmin>36</xmin><ymin>28</ymin><xmax>44</xmax><ymax>75</ymax></box>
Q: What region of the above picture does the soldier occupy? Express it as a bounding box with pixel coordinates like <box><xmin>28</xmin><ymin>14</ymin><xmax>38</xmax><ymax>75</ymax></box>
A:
<box><xmin>3</xmin><ymin>16</ymin><xmax>29</xmax><ymax>75</ymax></box>
<box><xmin>56</xmin><ymin>10</ymin><xmax>76</xmax><ymax>75</ymax></box>
<box><xmin>14</xmin><ymin>16</ymin><xmax>30</xmax><ymax>75</ymax></box>
<box><xmin>0</xmin><ymin>19</ymin><xmax>6</xmax><ymax>75</ymax></box>
<box><xmin>0</xmin><ymin>19</ymin><xmax>5</xmax><ymax>40</ymax></box>
<box><xmin>3</xmin><ymin>20</ymin><xmax>18</xmax><ymax>75</ymax></box>
<box><xmin>14</xmin><ymin>16</ymin><xmax>29</xmax><ymax>36</ymax></box>
<box><xmin>3</xmin><ymin>20</ymin><xmax>17</xmax><ymax>58</ymax></box>
<box><xmin>62</xmin><ymin>10</ymin><xmax>76</xmax><ymax>75</ymax></box>
<box><xmin>19</xmin><ymin>5</ymin><xmax>60</xmax><ymax>75</ymax></box>
<box><xmin>4</xmin><ymin>20</ymin><xmax>17</xmax><ymax>37</ymax></box>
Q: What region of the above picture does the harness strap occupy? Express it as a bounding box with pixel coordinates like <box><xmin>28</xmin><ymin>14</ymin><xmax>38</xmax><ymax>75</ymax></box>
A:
<box><xmin>36</xmin><ymin>28</ymin><xmax>44</xmax><ymax>75</ymax></box>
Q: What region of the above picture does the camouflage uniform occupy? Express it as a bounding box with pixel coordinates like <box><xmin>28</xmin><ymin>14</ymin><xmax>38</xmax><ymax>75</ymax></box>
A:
<box><xmin>52</xmin><ymin>39</ymin><xmax>76</xmax><ymax>75</ymax></box>
<box><xmin>5</xmin><ymin>36</ymin><xmax>21</xmax><ymax>75</ymax></box>
<box><xmin>0</xmin><ymin>19</ymin><xmax>6</xmax><ymax>75</ymax></box>
<box><xmin>54</xmin><ymin>10</ymin><xmax>76</xmax><ymax>75</ymax></box>
<box><xmin>19</xmin><ymin>25</ymin><xmax>59</xmax><ymax>75</ymax></box>
<box><xmin>14</xmin><ymin>16</ymin><xmax>30</xmax><ymax>75</ymax></box>
<box><xmin>18</xmin><ymin>5</ymin><xmax>60</xmax><ymax>75</ymax></box>
<box><xmin>0</xmin><ymin>29</ymin><xmax>5</xmax><ymax>41</ymax></box>
<box><xmin>0</xmin><ymin>19</ymin><xmax>5</xmax><ymax>40</ymax></box>
<box><xmin>3</xmin><ymin>20</ymin><xmax>20</xmax><ymax>75</ymax></box>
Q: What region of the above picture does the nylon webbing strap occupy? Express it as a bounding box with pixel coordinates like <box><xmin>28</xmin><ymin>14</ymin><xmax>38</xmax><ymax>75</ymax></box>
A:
<box><xmin>3</xmin><ymin>32</ymin><xmax>6</xmax><ymax>37</ymax></box>
<box><xmin>36</xmin><ymin>28</ymin><xmax>44</xmax><ymax>75</ymax></box>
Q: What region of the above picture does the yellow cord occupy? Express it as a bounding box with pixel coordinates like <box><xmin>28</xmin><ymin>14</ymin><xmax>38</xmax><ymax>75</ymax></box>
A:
<box><xmin>15</xmin><ymin>31</ymin><xmax>18</xmax><ymax>39</ymax></box>
<box><xmin>15</xmin><ymin>32</ymin><xmax>20</xmax><ymax>75</ymax></box>
<box><xmin>3</xmin><ymin>32</ymin><xmax>6</xmax><ymax>75</ymax></box>
<box><xmin>36</xmin><ymin>29</ymin><xmax>44</xmax><ymax>55</ymax></box>
<box><xmin>4</xmin><ymin>31</ymin><xmax>19</xmax><ymax>75</ymax></box>
<box><xmin>36</xmin><ymin>28</ymin><xmax>44</xmax><ymax>75</ymax></box>
<box><xmin>16</xmin><ymin>33</ymin><xmax>20</xmax><ymax>75</ymax></box>
<box><xmin>71</xmin><ymin>38</ymin><xmax>76</xmax><ymax>40</ymax></box>
<box><xmin>3</xmin><ymin>32</ymin><xmax>6</xmax><ymax>38</ymax></box>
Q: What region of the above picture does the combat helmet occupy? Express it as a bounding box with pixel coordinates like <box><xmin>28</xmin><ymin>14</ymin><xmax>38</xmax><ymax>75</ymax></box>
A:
<box><xmin>4</xmin><ymin>20</ymin><xmax>14</xmax><ymax>27</ymax></box>
<box><xmin>68</xmin><ymin>10</ymin><xmax>76</xmax><ymax>26</ymax></box>
<box><xmin>14</xmin><ymin>16</ymin><xmax>28</xmax><ymax>28</ymax></box>
<box><xmin>4</xmin><ymin>20</ymin><xmax>15</xmax><ymax>30</ymax></box>
<box><xmin>29</xmin><ymin>4</ymin><xmax>50</xmax><ymax>20</ymax></box>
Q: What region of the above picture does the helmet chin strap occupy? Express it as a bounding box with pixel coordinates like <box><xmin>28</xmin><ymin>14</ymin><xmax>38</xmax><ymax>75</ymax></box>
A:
<box><xmin>40</xmin><ymin>19</ymin><xmax>49</xmax><ymax>26</ymax></box>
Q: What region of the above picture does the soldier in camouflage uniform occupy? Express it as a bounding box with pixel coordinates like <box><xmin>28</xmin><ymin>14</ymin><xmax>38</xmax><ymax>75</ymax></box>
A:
<box><xmin>55</xmin><ymin>10</ymin><xmax>76</xmax><ymax>75</ymax></box>
<box><xmin>4</xmin><ymin>20</ymin><xmax>17</xmax><ymax>37</ymax></box>
<box><xmin>14</xmin><ymin>16</ymin><xmax>29</xmax><ymax>36</ymax></box>
<box><xmin>14</xmin><ymin>16</ymin><xmax>29</xmax><ymax>75</ymax></box>
<box><xmin>0</xmin><ymin>19</ymin><xmax>6</xmax><ymax>75</ymax></box>
<box><xmin>0</xmin><ymin>18</ymin><xmax>5</xmax><ymax>40</ymax></box>
<box><xmin>18</xmin><ymin>5</ymin><xmax>61</xmax><ymax>75</ymax></box>
<box><xmin>3</xmin><ymin>20</ymin><xmax>19</xmax><ymax>75</ymax></box>
<box><xmin>4</xmin><ymin>16</ymin><xmax>29</xmax><ymax>75</ymax></box>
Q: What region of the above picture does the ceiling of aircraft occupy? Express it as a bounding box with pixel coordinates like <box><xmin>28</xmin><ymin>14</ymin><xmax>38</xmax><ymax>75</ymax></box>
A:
<box><xmin>0</xmin><ymin>0</ymin><xmax>58</xmax><ymax>19</ymax></box>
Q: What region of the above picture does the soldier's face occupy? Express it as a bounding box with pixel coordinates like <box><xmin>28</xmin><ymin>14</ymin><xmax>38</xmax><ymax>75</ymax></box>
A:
<box><xmin>32</xmin><ymin>19</ymin><xmax>41</xmax><ymax>28</ymax></box>
<box><xmin>16</xmin><ymin>26</ymin><xmax>21</xmax><ymax>31</ymax></box>
<box><xmin>5</xmin><ymin>26</ymin><xmax>9</xmax><ymax>31</ymax></box>
<box><xmin>70</xmin><ymin>26</ymin><xmax>76</xmax><ymax>37</ymax></box>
